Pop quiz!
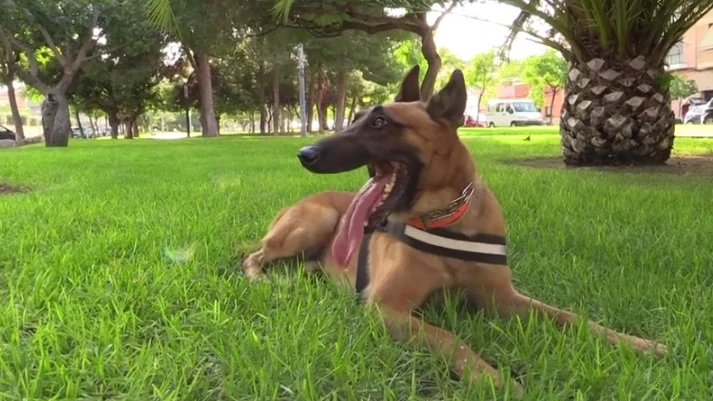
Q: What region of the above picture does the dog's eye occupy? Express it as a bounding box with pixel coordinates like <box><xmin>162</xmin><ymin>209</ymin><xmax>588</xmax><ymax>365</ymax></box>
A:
<box><xmin>372</xmin><ymin>116</ymin><xmax>387</xmax><ymax>128</ymax></box>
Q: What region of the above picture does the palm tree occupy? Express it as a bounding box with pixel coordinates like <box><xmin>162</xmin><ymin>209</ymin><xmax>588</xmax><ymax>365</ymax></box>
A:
<box><xmin>496</xmin><ymin>1</ymin><xmax>713</xmax><ymax>166</ymax></box>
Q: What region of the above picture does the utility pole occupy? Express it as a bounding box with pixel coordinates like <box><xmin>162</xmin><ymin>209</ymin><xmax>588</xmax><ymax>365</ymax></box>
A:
<box><xmin>296</xmin><ymin>43</ymin><xmax>308</xmax><ymax>137</ymax></box>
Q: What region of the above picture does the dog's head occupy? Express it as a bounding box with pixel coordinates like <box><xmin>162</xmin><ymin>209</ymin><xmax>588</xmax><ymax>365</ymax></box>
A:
<box><xmin>296</xmin><ymin>65</ymin><xmax>471</xmax><ymax>265</ymax></box>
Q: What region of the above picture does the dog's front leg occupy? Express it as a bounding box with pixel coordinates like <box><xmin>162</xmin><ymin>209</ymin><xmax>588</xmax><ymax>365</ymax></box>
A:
<box><xmin>366</xmin><ymin>275</ymin><xmax>524</xmax><ymax>397</ymax></box>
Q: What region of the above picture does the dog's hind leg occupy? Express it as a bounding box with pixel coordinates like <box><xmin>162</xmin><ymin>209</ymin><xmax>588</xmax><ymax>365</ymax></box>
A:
<box><xmin>242</xmin><ymin>202</ymin><xmax>342</xmax><ymax>280</ymax></box>
<box><xmin>464</xmin><ymin>271</ymin><xmax>667</xmax><ymax>357</ymax></box>
<box><xmin>499</xmin><ymin>291</ymin><xmax>667</xmax><ymax>356</ymax></box>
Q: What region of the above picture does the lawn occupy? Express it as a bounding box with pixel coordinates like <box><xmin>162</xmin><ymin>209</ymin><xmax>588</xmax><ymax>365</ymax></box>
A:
<box><xmin>1</xmin><ymin>129</ymin><xmax>712</xmax><ymax>400</ymax></box>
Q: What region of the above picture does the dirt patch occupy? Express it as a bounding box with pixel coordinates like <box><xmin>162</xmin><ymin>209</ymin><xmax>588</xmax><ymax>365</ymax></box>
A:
<box><xmin>0</xmin><ymin>183</ymin><xmax>27</xmax><ymax>195</ymax></box>
<box><xmin>507</xmin><ymin>155</ymin><xmax>713</xmax><ymax>176</ymax></box>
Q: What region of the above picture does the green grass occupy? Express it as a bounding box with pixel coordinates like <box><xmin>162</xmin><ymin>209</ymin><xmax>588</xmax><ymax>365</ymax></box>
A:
<box><xmin>1</xmin><ymin>130</ymin><xmax>713</xmax><ymax>400</ymax></box>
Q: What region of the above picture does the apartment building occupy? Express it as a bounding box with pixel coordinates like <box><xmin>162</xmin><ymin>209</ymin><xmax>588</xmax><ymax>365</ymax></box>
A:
<box><xmin>665</xmin><ymin>10</ymin><xmax>713</xmax><ymax>117</ymax></box>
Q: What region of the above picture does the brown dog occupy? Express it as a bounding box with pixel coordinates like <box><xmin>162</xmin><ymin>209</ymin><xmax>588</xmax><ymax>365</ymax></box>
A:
<box><xmin>242</xmin><ymin>65</ymin><xmax>667</xmax><ymax>395</ymax></box>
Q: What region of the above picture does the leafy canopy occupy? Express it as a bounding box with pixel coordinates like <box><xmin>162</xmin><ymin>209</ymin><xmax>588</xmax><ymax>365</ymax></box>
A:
<box><xmin>520</xmin><ymin>49</ymin><xmax>567</xmax><ymax>108</ymax></box>
<box><xmin>668</xmin><ymin>75</ymin><xmax>699</xmax><ymax>100</ymax></box>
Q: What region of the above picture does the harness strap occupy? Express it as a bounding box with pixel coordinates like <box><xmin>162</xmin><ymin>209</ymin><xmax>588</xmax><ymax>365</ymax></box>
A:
<box><xmin>355</xmin><ymin>231</ymin><xmax>373</xmax><ymax>296</ymax></box>
<box><xmin>354</xmin><ymin>220</ymin><xmax>508</xmax><ymax>295</ymax></box>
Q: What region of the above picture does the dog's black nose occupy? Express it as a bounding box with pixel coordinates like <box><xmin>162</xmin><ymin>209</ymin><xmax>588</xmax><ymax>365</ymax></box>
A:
<box><xmin>297</xmin><ymin>146</ymin><xmax>320</xmax><ymax>165</ymax></box>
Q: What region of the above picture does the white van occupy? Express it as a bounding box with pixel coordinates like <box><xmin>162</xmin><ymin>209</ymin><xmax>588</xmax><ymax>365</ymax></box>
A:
<box><xmin>485</xmin><ymin>98</ymin><xmax>544</xmax><ymax>127</ymax></box>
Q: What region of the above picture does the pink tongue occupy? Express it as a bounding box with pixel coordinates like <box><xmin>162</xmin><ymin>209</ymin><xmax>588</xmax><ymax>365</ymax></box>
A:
<box><xmin>331</xmin><ymin>177</ymin><xmax>388</xmax><ymax>266</ymax></box>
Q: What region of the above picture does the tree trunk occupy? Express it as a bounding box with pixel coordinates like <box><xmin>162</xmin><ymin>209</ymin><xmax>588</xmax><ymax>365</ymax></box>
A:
<box><xmin>124</xmin><ymin>120</ymin><xmax>134</xmax><ymax>139</ymax></box>
<box><xmin>317</xmin><ymin>101</ymin><xmax>328</xmax><ymax>132</ymax></box>
<box><xmin>418</xmin><ymin>16</ymin><xmax>441</xmax><ymax>100</ymax></box>
<box><xmin>334</xmin><ymin>70</ymin><xmax>348</xmax><ymax>131</ymax></box>
<box><xmin>272</xmin><ymin>66</ymin><xmax>280</xmax><ymax>136</ymax></box>
<box><xmin>194</xmin><ymin>52</ymin><xmax>219</xmax><ymax>137</ymax></box>
<box><xmin>74</xmin><ymin>109</ymin><xmax>84</xmax><ymax>137</ymax></box>
<box><xmin>108</xmin><ymin>111</ymin><xmax>120</xmax><ymax>139</ymax></box>
<box><xmin>41</xmin><ymin>91</ymin><xmax>72</xmax><ymax>147</ymax></box>
<box><xmin>347</xmin><ymin>95</ymin><xmax>358</xmax><ymax>124</ymax></box>
<box><xmin>548</xmin><ymin>86</ymin><xmax>558</xmax><ymax>125</ymax></box>
<box><xmin>560</xmin><ymin>55</ymin><xmax>675</xmax><ymax>166</ymax></box>
<box><xmin>306</xmin><ymin>70</ymin><xmax>316</xmax><ymax>133</ymax></box>
<box><xmin>2</xmin><ymin>72</ymin><xmax>25</xmax><ymax>142</ymax></box>
<box><xmin>476</xmin><ymin>92</ymin><xmax>484</xmax><ymax>121</ymax></box>
<box><xmin>285</xmin><ymin>106</ymin><xmax>292</xmax><ymax>133</ymax></box>
<box><xmin>132</xmin><ymin>119</ymin><xmax>139</xmax><ymax>138</ymax></box>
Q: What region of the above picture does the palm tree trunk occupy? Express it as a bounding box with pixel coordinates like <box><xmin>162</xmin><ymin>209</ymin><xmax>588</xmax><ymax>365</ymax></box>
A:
<box><xmin>560</xmin><ymin>55</ymin><xmax>675</xmax><ymax>166</ymax></box>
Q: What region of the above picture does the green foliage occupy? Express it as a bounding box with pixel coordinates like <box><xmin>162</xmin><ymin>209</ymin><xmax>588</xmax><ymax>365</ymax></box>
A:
<box><xmin>668</xmin><ymin>74</ymin><xmax>699</xmax><ymax>100</ymax></box>
<box><xmin>69</xmin><ymin>0</ymin><xmax>173</xmax><ymax>121</ymax></box>
<box><xmin>464</xmin><ymin>50</ymin><xmax>497</xmax><ymax>106</ymax></box>
<box><xmin>519</xmin><ymin>50</ymin><xmax>567</xmax><ymax>108</ymax></box>
<box><xmin>436</xmin><ymin>48</ymin><xmax>466</xmax><ymax>89</ymax></box>
<box><xmin>392</xmin><ymin>36</ymin><xmax>428</xmax><ymax>83</ymax></box>
<box><xmin>0</xmin><ymin>0</ymin><xmax>106</xmax><ymax>93</ymax></box>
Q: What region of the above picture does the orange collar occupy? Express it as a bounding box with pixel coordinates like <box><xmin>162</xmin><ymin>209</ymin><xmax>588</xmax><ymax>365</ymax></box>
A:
<box><xmin>406</xmin><ymin>182</ymin><xmax>475</xmax><ymax>230</ymax></box>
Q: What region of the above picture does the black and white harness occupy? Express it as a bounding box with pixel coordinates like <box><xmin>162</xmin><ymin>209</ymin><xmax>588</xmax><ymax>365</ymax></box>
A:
<box><xmin>354</xmin><ymin>219</ymin><xmax>509</xmax><ymax>295</ymax></box>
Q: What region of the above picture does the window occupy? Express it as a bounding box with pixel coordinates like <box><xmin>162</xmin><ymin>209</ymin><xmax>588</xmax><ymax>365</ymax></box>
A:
<box><xmin>513</xmin><ymin>102</ymin><xmax>538</xmax><ymax>112</ymax></box>
<box><xmin>665</xmin><ymin>42</ymin><xmax>684</xmax><ymax>66</ymax></box>
<box><xmin>700</xmin><ymin>24</ymin><xmax>713</xmax><ymax>51</ymax></box>
<box><xmin>545</xmin><ymin>106</ymin><xmax>552</xmax><ymax>117</ymax></box>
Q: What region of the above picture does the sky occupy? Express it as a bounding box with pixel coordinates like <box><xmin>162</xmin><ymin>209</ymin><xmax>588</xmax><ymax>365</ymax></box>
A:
<box><xmin>425</xmin><ymin>2</ymin><xmax>550</xmax><ymax>61</ymax></box>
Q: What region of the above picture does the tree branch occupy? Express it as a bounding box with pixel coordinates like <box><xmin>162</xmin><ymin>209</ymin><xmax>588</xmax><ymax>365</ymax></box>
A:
<box><xmin>429</xmin><ymin>1</ymin><xmax>459</xmax><ymax>35</ymax></box>
<box><xmin>69</xmin><ymin>6</ymin><xmax>100</xmax><ymax>74</ymax></box>
<box><xmin>2</xmin><ymin>30</ymin><xmax>41</xmax><ymax>78</ymax></box>
<box><xmin>284</xmin><ymin>5</ymin><xmax>424</xmax><ymax>37</ymax></box>
<box><xmin>1</xmin><ymin>29</ymin><xmax>50</xmax><ymax>93</ymax></box>
<box><xmin>465</xmin><ymin>14</ymin><xmax>572</xmax><ymax>59</ymax></box>
<box><xmin>57</xmin><ymin>6</ymin><xmax>100</xmax><ymax>91</ymax></box>
<box><xmin>37</xmin><ymin>24</ymin><xmax>68</xmax><ymax>67</ymax></box>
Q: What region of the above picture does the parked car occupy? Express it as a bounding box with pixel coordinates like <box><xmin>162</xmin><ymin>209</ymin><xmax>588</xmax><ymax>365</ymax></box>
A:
<box><xmin>0</xmin><ymin>124</ymin><xmax>17</xmax><ymax>141</ymax></box>
<box><xmin>684</xmin><ymin>105</ymin><xmax>705</xmax><ymax>124</ymax></box>
<box><xmin>464</xmin><ymin>113</ymin><xmax>487</xmax><ymax>127</ymax></box>
<box><xmin>71</xmin><ymin>126</ymin><xmax>98</xmax><ymax>139</ymax></box>
<box><xmin>485</xmin><ymin>98</ymin><xmax>544</xmax><ymax>127</ymax></box>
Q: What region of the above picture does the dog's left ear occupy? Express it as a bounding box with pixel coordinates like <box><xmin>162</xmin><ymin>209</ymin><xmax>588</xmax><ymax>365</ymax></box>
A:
<box><xmin>426</xmin><ymin>69</ymin><xmax>467</xmax><ymax>128</ymax></box>
<box><xmin>394</xmin><ymin>65</ymin><xmax>421</xmax><ymax>103</ymax></box>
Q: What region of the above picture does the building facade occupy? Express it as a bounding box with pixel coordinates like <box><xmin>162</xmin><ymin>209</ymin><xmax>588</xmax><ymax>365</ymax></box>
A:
<box><xmin>666</xmin><ymin>10</ymin><xmax>713</xmax><ymax>117</ymax></box>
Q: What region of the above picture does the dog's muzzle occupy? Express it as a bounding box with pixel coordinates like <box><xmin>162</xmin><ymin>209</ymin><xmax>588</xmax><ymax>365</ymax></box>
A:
<box><xmin>297</xmin><ymin>145</ymin><xmax>320</xmax><ymax>167</ymax></box>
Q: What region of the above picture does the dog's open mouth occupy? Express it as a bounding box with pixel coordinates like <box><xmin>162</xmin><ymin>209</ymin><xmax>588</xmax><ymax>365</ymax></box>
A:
<box><xmin>331</xmin><ymin>161</ymin><xmax>408</xmax><ymax>266</ymax></box>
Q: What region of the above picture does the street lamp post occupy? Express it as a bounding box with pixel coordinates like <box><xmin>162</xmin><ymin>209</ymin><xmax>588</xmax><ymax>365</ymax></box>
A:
<box><xmin>183</xmin><ymin>82</ymin><xmax>191</xmax><ymax>138</ymax></box>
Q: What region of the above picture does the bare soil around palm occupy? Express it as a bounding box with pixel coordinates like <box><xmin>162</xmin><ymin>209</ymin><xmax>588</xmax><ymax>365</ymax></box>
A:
<box><xmin>507</xmin><ymin>155</ymin><xmax>713</xmax><ymax>175</ymax></box>
<box><xmin>0</xmin><ymin>183</ymin><xmax>26</xmax><ymax>195</ymax></box>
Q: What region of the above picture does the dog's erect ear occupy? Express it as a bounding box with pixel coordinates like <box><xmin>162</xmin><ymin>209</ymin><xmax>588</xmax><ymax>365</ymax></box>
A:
<box><xmin>426</xmin><ymin>69</ymin><xmax>467</xmax><ymax>127</ymax></box>
<box><xmin>394</xmin><ymin>65</ymin><xmax>421</xmax><ymax>103</ymax></box>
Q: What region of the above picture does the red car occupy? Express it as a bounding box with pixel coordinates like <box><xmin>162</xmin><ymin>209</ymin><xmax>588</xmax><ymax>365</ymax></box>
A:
<box><xmin>464</xmin><ymin>114</ymin><xmax>486</xmax><ymax>127</ymax></box>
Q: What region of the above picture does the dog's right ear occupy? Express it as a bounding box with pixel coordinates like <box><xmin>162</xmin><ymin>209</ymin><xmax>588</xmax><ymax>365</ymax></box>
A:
<box><xmin>394</xmin><ymin>65</ymin><xmax>421</xmax><ymax>103</ymax></box>
<box><xmin>425</xmin><ymin>69</ymin><xmax>467</xmax><ymax>128</ymax></box>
